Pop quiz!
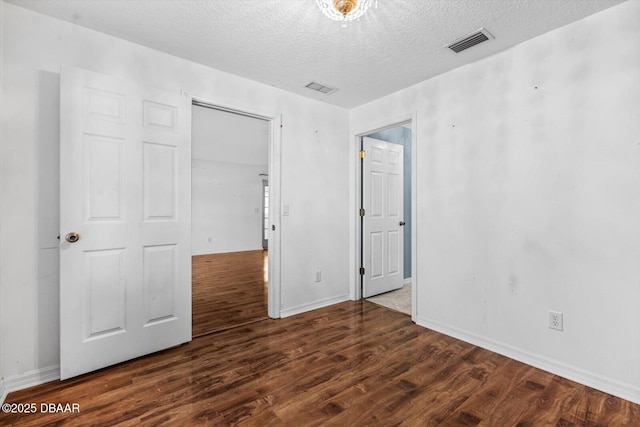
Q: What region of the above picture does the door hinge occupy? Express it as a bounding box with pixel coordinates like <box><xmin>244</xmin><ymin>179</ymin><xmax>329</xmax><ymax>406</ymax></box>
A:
<box><xmin>359</xmin><ymin>267</ymin><xmax>365</xmax><ymax>275</ymax></box>
<box><xmin>359</xmin><ymin>208</ymin><xmax>365</xmax><ymax>217</ymax></box>
<box><xmin>359</xmin><ymin>150</ymin><xmax>365</xmax><ymax>159</ymax></box>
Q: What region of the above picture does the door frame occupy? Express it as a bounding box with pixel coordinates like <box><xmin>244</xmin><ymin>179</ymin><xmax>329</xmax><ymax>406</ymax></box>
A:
<box><xmin>191</xmin><ymin>98</ymin><xmax>282</xmax><ymax>319</ymax></box>
<box><xmin>350</xmin><ymin>113</ymin><xmax>417</xmax><ymax>321</ymax></box>
<box><xmin>262</xmin><ymin>179</ymin><xmax>269</xmax><ymax>249</ymax></box>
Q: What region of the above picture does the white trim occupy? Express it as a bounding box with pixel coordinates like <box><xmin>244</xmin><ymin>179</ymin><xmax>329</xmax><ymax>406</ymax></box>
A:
<box><xmin>403</xmin><ymin>277</ymin><xmax>412</xmax><ymax>286</ymax></box>
<box><xmin>0</xmin><ymin>365</ymin><xmax>60</xmax><ymax>404</ymax></box>
<box><xmin>280</xmin><ymin>294</ymin><xmax>350</xmax><ymax>318</ymax></box>
<box><xmin>417</xmin><ymin>316</ymin><xmax>640</xmax><ymax>405</ymax></box>
<box><xmin>409</xmin><ymin>113</ymin><xmax>418</xmax><ymax>324</ymax></box>
<box><xmin>0</xmin><ymin>380</ymin><xmax>6</xmax><ymax>405</ymax></box>
<box><xmin>190</xmin><ymin>98</ymin><xmax>282</xmax><ymax>319</ymax></box>
<box><xmin>267</xmin><ymin>114</ymin><xmax>282</xmax><ymax>318</ymax></box>
<box><xmin>351</xmin><ymin>113</ymin><xmax>415</xmax><ymax>139</ymax></box>
<box><xmin>349</xmin><ymin>112</ymin><xmax>418</xmax><ymax>325</ymax></box>
<box><xmin>348</xmin><ymin>125</ymin><xmax>359</xmax><ymax>301</ymax></box>
<box><xmin>190</xmin><ymin>96</ymin><xmax>275</xmax><ymax>124</ymax></box>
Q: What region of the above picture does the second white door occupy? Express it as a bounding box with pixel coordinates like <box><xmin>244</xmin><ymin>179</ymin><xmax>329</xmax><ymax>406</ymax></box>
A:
<box><xmin>362</xmin><ymin>137</ymin><xmax>404</xmax><ymax>298</ymax></box>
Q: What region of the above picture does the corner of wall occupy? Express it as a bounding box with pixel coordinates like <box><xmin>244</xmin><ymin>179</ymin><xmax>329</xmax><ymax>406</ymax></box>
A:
<box><xmin>0</xmin><ymin>365</ymin><xmax>60</xmax><ymax>404</ymax></box>
<box><xmin>280</xmin><ymin>294</ymin><xmax>350</xmax><ymax>318</ymax></box>
<box><xmin>0</xmin><ymin>379</ymin><xmax>7</xmax><ymax>405</ymax></box>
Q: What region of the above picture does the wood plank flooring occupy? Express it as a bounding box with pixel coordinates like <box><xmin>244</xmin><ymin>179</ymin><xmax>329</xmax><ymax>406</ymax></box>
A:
<box><xmin>3</xmin><ymin>300</ymin><xmax>638</xmax><ymax>426</ymax></box>
<box><xmin>192</xmin><ymin>250</ymin><xmax>268</xmax><ymax>337</ymax></box>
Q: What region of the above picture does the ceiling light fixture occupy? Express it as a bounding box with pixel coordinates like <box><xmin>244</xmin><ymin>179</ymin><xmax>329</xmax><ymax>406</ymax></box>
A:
<box><xmin>315</xmin><ymin>0</ymin><xmax>377</xmax><ymax>23</ymax></box>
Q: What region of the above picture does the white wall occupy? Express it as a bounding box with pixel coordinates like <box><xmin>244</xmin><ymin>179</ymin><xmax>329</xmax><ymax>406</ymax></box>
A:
<box><xmin>191</xmin><ymin>105</ymin><xmax>269</xmax><ymax>255</ymax></box>
<box><xmin>192</xmin><ymin>160</ymin><xmax>266</xmax><ymax>254</ymax></box>
<box><xmin>0</xmin><ymin>0</ymin><xmax>5</xmax><ymax>399</ymax></box>
<box><xmin>351</xmin><ymin>1</ymin><xmax>640</xmax><ymax>403</ymax></box>
<box><xmin>0</xmin><ymin>3</ymin><xmax>350</xmax><ymax>386</ymax></box>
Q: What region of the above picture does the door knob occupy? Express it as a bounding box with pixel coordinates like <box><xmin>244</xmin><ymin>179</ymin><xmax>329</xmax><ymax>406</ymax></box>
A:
<box><xmin>399</xmin><ymin>221</ymin><xmax>406</xmax><ymax>226</ymax></box>
<box><xmin>65</xmin><ymin>232</ymin><xmax>80</xmax><ymax>243</ymax></box>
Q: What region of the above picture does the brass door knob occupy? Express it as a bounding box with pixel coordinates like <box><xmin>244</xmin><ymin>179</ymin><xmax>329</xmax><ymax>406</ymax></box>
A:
<box><xmin>65</xmin><ymin>232</ymin><xmax>80</xmax><ymax>243</ymax></box>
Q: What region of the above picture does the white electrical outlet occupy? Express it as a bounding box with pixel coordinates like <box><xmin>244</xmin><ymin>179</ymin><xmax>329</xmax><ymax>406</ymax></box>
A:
<box><xmin>548</xmin><ymin>310</ymin><xmax>563</xmax><ymax>331</ymax></box>
<box><xmin>315</xmin><ymin>270</ymin><xmax>322</xmax><ymax>283</ymax></box>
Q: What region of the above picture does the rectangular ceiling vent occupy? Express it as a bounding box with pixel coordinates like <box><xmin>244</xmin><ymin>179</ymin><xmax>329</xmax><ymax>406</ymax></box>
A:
<box><xmin>447</xmin><ymin>28</ymin><xmax>494</xmax><ymax>53</ymax></box>
<box><xmin>305</xmin><ymin>82</ymin><xmax>338</xmax><ymax>95</ymax></box>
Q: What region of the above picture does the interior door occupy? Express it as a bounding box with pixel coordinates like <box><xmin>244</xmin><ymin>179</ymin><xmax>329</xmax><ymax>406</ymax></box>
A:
<box><xmin>59</xmin><ymin>66</ymin><xmax>191</xmax><ymax>380</ymax></box>
<box><xmin>362</xmin><ymin>136</ymin><xmax>404</xmax><ymax>298</ymax></box>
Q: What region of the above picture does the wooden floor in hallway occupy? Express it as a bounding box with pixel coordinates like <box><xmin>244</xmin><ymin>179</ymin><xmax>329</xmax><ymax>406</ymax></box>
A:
<box><xmin>192</xmin><ymin>249</ymin><xmax>268</xmax><ymax>337</ymax></box>
<box><xmin>3</xmin><ymin>300</ymin><xmax>638</xmax><ymax>426</ymax></box>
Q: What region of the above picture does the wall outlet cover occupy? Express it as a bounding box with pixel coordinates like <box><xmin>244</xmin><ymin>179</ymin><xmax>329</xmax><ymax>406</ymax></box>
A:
<box><xmin>549</xmin><ymin>310</ymin><xmax>563</xmax><ymax>331</ymax></box>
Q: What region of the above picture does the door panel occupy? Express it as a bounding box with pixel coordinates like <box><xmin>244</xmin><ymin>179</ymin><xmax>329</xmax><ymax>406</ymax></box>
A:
<box><xmin>60</xmin><ymin>66</ymin><xmax>191</xmax><ymax>380</ymax></box>
<box><xmin>371</xmin><ymin>172</ymin><xmax>383</xmax><ymax>216</ymax></box>
<box><xmin>370</xmin><ymin>231</ymin><xmax>384</xmax><ymax>279</ymax></box>
<box><xmin>143</xmin><ymin>244</ymin><xmax>178</xmax><ymax>324</ymax></box>
<box><xmin>388</xmin><ymin>230</ymin><xmax>400</xmax><ymax>275</ymax></box>
<box><xmin>84</xmin><ymin>249</ymin><xmax>126</xmax><ymax>338</ymax></box>
<box><xmin>85</xmin><ymin>135</ymin><xmax>123</xmax><ymax>220</ymax></box>
<box><xmin>363</xmin><ymin>137</ymin><xmax>404</xmax><ymax>298</ymax></box>
<box><xmin>143</xmin><ymin>142</ymin><xmax>177</xmax><ymax>220</ymax></box>
<box><xmin>388</xmin><ymin>172</ymin><xmax>400</xmax><ymax>216</ymax></box>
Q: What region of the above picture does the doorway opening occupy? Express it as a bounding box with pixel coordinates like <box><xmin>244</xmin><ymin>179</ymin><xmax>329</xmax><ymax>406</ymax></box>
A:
<box><xmin>359</xmin><ymin>122</ymin><xmax>413</xmax><ymax>316</ymax></box>
<box><xmin>191</xmin><ymin>101</ymin><xmax>278</xmax><ymax>336</ymax></box>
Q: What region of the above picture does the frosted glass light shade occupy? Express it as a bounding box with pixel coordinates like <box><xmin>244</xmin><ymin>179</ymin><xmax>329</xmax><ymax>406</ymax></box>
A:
<box><xmin>315</xmin><ymin>0</ymin><xmax>376</xmax><ymax>22</ymax></box>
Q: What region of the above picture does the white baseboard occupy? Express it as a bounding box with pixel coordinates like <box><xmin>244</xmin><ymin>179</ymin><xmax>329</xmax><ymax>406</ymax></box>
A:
<box><xmin>0</xmin><ymin>379</ymin><xmax>6</xmax><ymax>405</ymax></box>
<box><xmin>403</xmin><ymin>277</ymin><xmax>412</xmax><ymax>286</ymax></box>
<box><xmin>417</xmin><ymin>316</ymin><xmax>640</xmax><ymax>405</ymax></box>
<box><xmin>280</xmin><ymin>294</ymin><xmax>350</xmax><ymax>318</ymax></box>
<box><xmin>0</xmin><ymin>365</ymin><xmax>60</xmax><ymax>404</ymax></box>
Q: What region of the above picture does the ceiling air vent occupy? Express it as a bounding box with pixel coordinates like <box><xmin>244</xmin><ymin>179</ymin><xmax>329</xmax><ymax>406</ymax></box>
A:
<box><xmin>446</xmin><ymin>28</ymin><xmax>494</xmax><ymax>53</ymax></box>
<box><xmin>305</xmin><ymin>82</ymin><xmax>338</xmax><ymax>95</ymax></box>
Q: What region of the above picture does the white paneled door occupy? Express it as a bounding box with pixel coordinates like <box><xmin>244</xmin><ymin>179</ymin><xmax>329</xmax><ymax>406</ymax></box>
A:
<box><xmin>362</xmin><ymin>137</ymin><xmax>404</xmax><ymax>298</ymax></box>
<box><xmin>59</xmin><ymin>66</ymin><xmax>192</xmax><ymax>380</ymax></box>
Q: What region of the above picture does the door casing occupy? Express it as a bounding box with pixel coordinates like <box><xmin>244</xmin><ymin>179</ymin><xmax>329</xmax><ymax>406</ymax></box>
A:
<box><xmin>191</xmin><ymin>99</ymin><xmax>282</xmax><ymax>319</ymax></box>
<box><xmin>350</xmin><ymin>114</ymin><xmax>417</xmax><ymax>321</ymax></box>
<box><xmin>262</xmin><ymin>179</ymin><xmax>269</xmax><ymax>249</ymax></box>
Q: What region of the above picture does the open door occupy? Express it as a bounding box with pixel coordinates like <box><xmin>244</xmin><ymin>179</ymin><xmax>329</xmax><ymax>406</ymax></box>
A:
<box><xmin>59</xmin><ymin>66</ymin><xmax>192</xmax><ymax>380</ymax></box>
<box><xmin>362</xmin><ymin>136</ymin><xmax>404</xmax><ymax>298</ymax></box>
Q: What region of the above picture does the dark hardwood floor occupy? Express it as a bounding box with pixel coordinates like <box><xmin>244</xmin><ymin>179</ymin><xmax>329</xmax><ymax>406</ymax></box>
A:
<box><xmin>3</xmin><ymin>300</ymin><xmax>638</xmax><ymax>426</ymax></box>
<box><xmin>192</xmin><ymin>250</ymin><xmax>268</xmax><ymax>337</ymax></box>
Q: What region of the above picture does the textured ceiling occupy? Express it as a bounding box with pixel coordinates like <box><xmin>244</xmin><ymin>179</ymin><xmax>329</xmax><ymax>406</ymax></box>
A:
<box><xmin>5</xmin><ymin>0</ymin><xmax>627</xmax><ymax>108</ymax></box>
